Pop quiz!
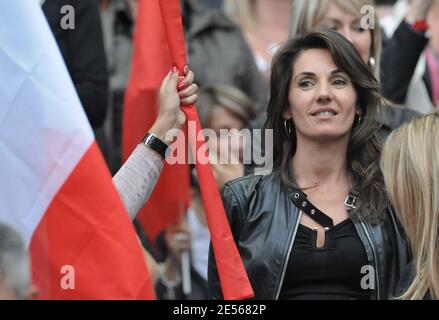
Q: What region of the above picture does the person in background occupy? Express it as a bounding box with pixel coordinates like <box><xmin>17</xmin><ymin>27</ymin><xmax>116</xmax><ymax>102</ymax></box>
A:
<box><xmin>380</xmin><ymin>0</ymin><xmax>437</xmax><ymax>113</ymax></box>
<box><xmin>224</xmin><ymin>0</ymin><xmax>293</xmax><ymax>79</ymax></box>
<box><xmin>0</xmin><ymin>223</ymin><xmax>32</xmax><ymax>300</ymax></box>
<box><xmin>380</xmin><ymin>111</ymin><xmax>439</xmax><ymax>300</ymax></box>
<box><xmin>201</xmin><ymin>0</ymin><xmax>224</xmax><ymax>11</ymax></box>
<box><xmin>375</xmin><ymin>0</ymin><xmax>398</xmax><ymax>18</ymax></box>
<box><xmin>426</xmin><ymin>0</ymin><xmax>439</xmax><ymax>108</ymax></box>
<box><xmin>43</xmin><ymin>0</ymin><xmax>110</xmax><ymax>163</ymax></box>
<box><xmin>99</xmin><ymin>0</ymin><xmax>136</xmax><ymax>173</ymax></box>
<box><xmin>198</xmin><ymin>85</ymin><xmax>257</xmax><ymax>182</ymax></box>
<box><xmin>43</xmin><ymin>0</ymin><xmax>109</xmax><ymax>129</ymax></box>
<box><xmin>180</xmin><ymin>0</ymin><xmax>267</xmax><ymax>114</ymax></box>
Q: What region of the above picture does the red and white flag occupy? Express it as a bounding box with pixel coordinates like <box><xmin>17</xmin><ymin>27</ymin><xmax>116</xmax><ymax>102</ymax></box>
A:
<box><xmin>0</xmin><ymin>0</ymin><xmax>154</xmax><ymax>299</ymax></box>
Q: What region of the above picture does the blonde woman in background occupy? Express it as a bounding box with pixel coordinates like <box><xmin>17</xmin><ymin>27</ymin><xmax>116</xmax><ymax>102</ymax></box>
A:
<box><xmin>289</xmin><ymin>0</ymin><xmax>381</xmax><ymax>76</ymax></box>
<box><xmin>224</xmin><ymin>0</ymin><xmax>292</xmax><ymax>78</ymax></box>
<box><xmin>380</xmin><ymin>111</ymin><xmax>439</xmax><ymax>300</ymax></box>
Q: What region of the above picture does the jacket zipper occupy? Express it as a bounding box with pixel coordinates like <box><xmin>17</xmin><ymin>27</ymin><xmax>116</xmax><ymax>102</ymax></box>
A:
<box><xmin>359</xmin><ymin>221</ymin><xmax>381</xmax><ymax>300</ymax></box>
<box><xmin>274</xmin><ymin>210</ymin><xmax>302</xmax><ymax>300</ymax></box>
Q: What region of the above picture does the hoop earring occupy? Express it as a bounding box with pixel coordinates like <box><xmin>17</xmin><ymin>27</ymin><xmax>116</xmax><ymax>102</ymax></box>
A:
<box><xmin>357</xmin><ymin>114</ymin><xmax>362</xmax><ymax>124</ymax></box>
<box><xmin>284</xmin><ymin>119</ymin><xmax>292</xmax><ymax>136</ymax></box>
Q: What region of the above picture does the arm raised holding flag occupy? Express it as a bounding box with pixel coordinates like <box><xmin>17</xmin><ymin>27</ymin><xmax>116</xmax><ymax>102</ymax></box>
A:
<box><xmin>114</xmin><ymin>67</ymin><xmax>198</xmax><ymax>220</ymax></box>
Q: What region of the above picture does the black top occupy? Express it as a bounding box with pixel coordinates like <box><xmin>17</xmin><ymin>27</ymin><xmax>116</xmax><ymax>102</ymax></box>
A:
<box><xmin>279</xmin><ymin>219</ymin><xmax>371</xmax><ymax>300</ymax></box>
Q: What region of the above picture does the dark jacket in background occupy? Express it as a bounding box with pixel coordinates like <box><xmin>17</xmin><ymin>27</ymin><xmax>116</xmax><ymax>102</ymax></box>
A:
<box><xmin>100</xmin><ymin>0</ymin><xmax>134</xmax><ymax>173</ymax></box>
<box><xmin>182</xmin><ymin>0</ymin><xmax>267</xmax><ymax>114</ymax></box>
<box><xmin>379</xmin><ymin>104</ymin><xmax>420</xmax><ymax>139</ymax></box>
<box><xmin>199</xmin><ymin>0</ymin><xmax>223</xmax><ymax>11</ymax></box>
<box><xmin>43</xmin><ymin>0</ymin><xmax>109</xmax><ymax>128</ymax></box>
<box><xmin>208</xmin><ymin>173</ymin><xmax>413</xmax><ymax>300</ymax></box>
<box><xmin>381</xmin><ymin>20</ymin><xmax>431</xmax><ymax>105</ymax></box>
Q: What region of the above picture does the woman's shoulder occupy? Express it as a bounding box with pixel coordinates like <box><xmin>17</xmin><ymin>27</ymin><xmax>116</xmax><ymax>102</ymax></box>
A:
<box><xmin>382</xmin><ymin>206</ymin><xmax>407</xmax><ymax>235</ymax></box>
<box><xmin>364</xmin><ymin>206</ymin><xmax>405</xmax><ymax>235</ymax></box>
<box><xmin>219</xmin><ymin>172</ymin><xmax>284</xmax><ymax>226</ymax></box>
<box><xmin>222</xmin><ymin>171</ymin><xmax>279</xmax><ymax>194</ymax></box>
<box><xmin>220</xmin><ymin>171</ymin><xmax>282</xmax><ymax>206</ymax></box>
<box><xmin>368</xmin><ymin>206</ymin><xmax>412</xmax><ymax>263</ymax></box>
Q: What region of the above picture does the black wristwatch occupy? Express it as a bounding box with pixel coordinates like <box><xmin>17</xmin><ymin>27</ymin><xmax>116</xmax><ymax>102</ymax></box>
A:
<box><xmin>142</xmin><ymin>133</ymin><xmax>169</xmax><ymax>159</ymax></box>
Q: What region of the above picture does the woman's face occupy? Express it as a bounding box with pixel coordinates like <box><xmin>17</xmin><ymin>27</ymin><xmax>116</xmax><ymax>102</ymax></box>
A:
<box><xmin>285</xmin><ymin>48</ymin><xmax>359</xmax><ymax>142</ymax></box>
<box><xmin>316</xmin><ymin>2</ymin><xmax>372</xmax><ymax>64</ymax></box>
<box><xmin>209</xmin><ymin>106</ymin><xmax>245</xmax><ymax>133</ymax></box>
<box><xmin>208</xmin><ymin>106</ymin><xmax>246</xmax><ymax>162</ymax></box>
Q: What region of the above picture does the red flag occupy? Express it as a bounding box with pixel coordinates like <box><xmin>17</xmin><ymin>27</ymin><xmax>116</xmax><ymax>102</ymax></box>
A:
<box><xmin>158</xmin><ymin>0</ymin><xmax>254</xmax><ymax>300</ymax></box>
<box><xmin>122</xmin><ymin>0</ymin><xmax>190</xmax><ymax>241</ymax></box>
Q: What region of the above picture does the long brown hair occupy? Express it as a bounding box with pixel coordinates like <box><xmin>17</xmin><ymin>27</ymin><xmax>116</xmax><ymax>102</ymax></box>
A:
<box><xmin>265</xmin><ymin>29</ymin><xmax>387</xmax><ymax>223</ymax></box>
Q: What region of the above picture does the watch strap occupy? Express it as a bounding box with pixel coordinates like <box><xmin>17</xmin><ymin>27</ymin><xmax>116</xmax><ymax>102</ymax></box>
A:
<box><xmin>142</xmin><ymin>133</ymin><xmax>168</xmax><ymax>159</ymax></box>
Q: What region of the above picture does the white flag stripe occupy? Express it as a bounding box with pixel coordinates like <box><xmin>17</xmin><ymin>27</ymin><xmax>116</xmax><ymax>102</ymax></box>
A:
<box><xmin>0</xmin><ymin>0</ymin><xmax>94</xmax><ymax>246</ymax></box>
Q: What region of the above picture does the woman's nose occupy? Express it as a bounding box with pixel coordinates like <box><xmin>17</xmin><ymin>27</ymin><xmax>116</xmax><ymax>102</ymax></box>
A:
<box><xmin>316</xmin><ymin>83</ymin><xmax>332</xmax><ymax>104</ymax></box>
<box><xmin>339</xmin><ymin>28</ymin><xmax>354</xmax><ymax>44</ymax></box>
<box><xmin>317</xmin><ymin>94</ymin><xmax>332</xmax><ymax>104</ymax></box>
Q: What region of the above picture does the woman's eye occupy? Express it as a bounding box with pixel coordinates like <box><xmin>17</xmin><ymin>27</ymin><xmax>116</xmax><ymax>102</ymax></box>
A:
<box><xmin>322</xmin><ymin>24</ymin><xmax>338</xmax><ymax>31</ymax></box>
<box><xmin>332</xmin><ymin>79</ymin><xmax>347</xmax><ymax>86</ymax></box>
<box><xmin>299</xmin><ymin>80</ymin><xmax>313</xmax><ymax>88</ymax></box>
<box><xmin>352</xmin><ymin>24</ymin><xmax>367</xmax><ymax>33</ymax></box>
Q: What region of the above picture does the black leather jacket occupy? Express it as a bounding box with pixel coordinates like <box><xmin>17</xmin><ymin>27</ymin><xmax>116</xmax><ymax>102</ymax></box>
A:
<box><xmin>208</xmin><ymin>172</ymin><xmax>413</xmax><ymax>300</ymax></box>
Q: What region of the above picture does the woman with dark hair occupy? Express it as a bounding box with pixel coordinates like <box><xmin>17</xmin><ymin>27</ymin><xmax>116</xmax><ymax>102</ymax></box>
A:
<box><xmin>208</xmin><ymin>29</ymin><xmax>412</xmax><ymax>300</ymax></box>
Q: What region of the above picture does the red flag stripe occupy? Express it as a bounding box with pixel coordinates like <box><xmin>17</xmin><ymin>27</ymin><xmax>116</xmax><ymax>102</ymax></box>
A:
<box><xmin>30</xmin><ymin>142</ymin><xmax>155</xmax><ymax>299</ymax></box>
